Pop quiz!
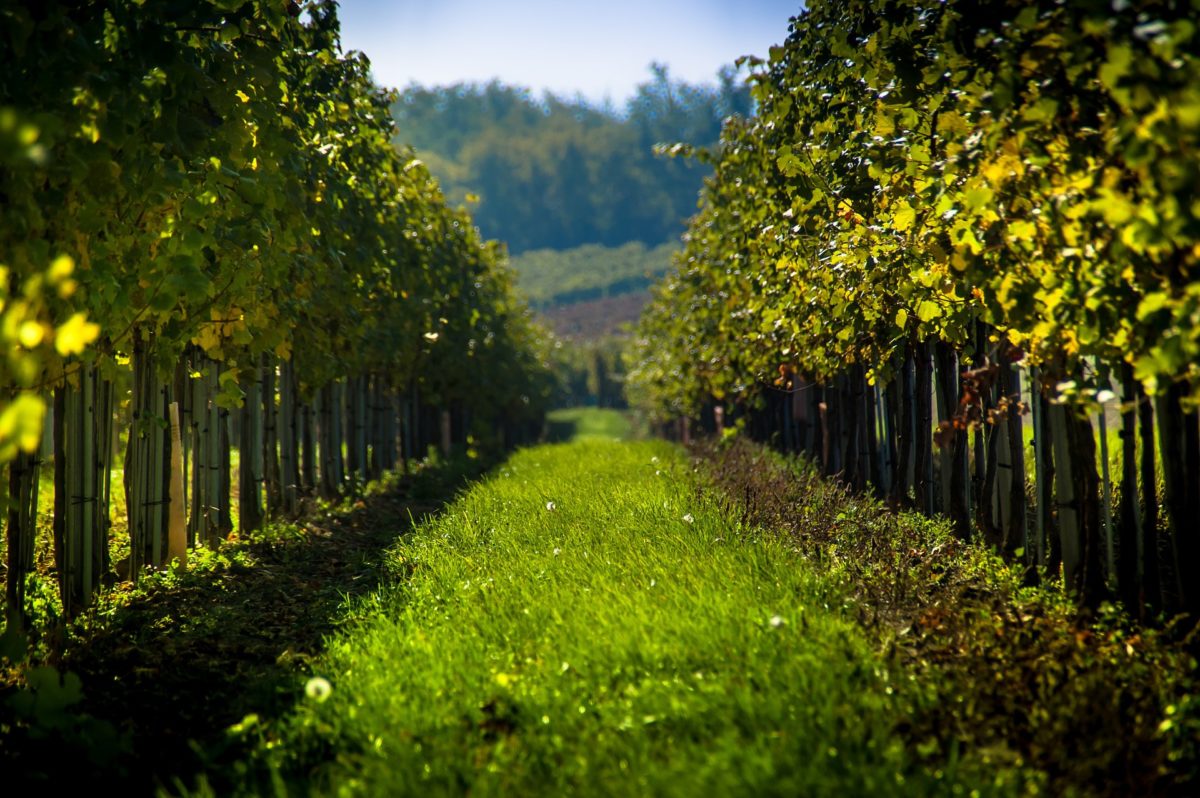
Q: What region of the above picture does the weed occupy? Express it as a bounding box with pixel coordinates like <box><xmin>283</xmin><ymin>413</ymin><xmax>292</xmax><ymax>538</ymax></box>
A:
<box><xmin>698</xmin><ymin>438</ymin><xmax>1199</xmax><ymax>797</ymax></box>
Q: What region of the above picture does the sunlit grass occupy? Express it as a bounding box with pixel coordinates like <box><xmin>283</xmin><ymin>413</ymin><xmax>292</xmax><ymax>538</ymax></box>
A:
<box><xmin>224</xmin><ymin>440</ymin><xmax>1021</xmax><ymax>797</ymax></box>
<box><xmin>544</xmin><ymin>407</ymin><xmax>633</xmax><ymax>441</ymax></box>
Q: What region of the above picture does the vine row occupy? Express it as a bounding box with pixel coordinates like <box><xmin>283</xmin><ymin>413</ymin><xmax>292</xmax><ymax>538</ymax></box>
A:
<box><xmin>630</xmin><ymin>0</ymin><xmax>1199</xmax><ymax>615</ymax></box>
<box><xmin>2</xmin><ymin>1</ymin><xmax>551</xmax><ymax>633</ymax></box>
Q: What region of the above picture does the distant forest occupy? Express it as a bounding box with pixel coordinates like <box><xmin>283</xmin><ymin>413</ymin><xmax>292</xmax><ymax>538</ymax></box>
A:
<box><xmin>390</xmin><ymin>65</ymin><xmax>751</xmax><ymax>253</ymax></box>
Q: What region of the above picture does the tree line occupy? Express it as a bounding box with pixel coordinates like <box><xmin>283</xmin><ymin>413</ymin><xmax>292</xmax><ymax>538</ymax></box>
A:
<box><xmin>1</xmin><ymin>0</ymin><xmax>552</xmax><ymax>638</ymax></box>
<box><xmin>630</xmin><ymin>0</ymin><xmax>1200</xmax><ymax>619</ymax></box>
<box><xmin>390</xmin><ymin>67</ymin><xmax>752</xmax><ymax>253</ymax></box>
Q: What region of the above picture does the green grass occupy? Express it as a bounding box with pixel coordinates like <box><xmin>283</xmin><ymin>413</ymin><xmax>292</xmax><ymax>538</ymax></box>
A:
<box><xmin>544</xmin><ymin>407</ymin><xmax>634</xmax><ymax>442</ymax></box>
<box><xmin>2</xmin><ymin>454</ymin><xmax>504</xmax><ymax>793</ymax></box>
<box><xmin>213</xmin><ymin>440</ymin><xmax>1022</xmax><ymax>797</ymax></box>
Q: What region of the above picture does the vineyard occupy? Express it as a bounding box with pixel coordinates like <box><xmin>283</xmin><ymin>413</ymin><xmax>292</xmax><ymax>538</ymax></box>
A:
<box><xmin>4</xmin><ymin>0</ymin><xmax>1200</xmax><ymax>794</ymax></box>
<box><xmin>631</xmin><ymin>0</ymin><xmax>1200</xmax><ymax>617</ymax></box>
<box><xmin>0</xmin><ymin>1</ymin><xmax>551</xmax><ymax>638</ymax></box>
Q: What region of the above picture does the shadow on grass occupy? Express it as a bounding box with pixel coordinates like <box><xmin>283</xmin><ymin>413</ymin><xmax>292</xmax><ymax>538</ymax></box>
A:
<box><xmin>544</xmin><ymin>418</ymin><xmax>578</xmax><ymax>442</ymax></box>
<box><xmin>2</xmin><ymin>456</ymin><xmax>491</xmax><ymax>795</ymax></box>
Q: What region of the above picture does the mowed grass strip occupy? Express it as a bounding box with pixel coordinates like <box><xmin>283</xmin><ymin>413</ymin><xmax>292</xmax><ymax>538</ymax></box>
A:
<box><xmin>544</xmin><ymin>407</ymin><xmax>634</xmax><ymax>441</ymax></box>
<box><xmin>233</xmin><ymin>441</ymin><xmax>1001</xmax><ymax>796</ymax></box>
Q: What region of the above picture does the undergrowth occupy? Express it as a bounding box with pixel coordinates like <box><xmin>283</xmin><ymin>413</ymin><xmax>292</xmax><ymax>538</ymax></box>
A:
<box><xmin>698</xmin><ymin>437</ymin><xmax>1199</xmax><ymax>797</ymax></box>
<box><xmin>1</xmin><ymin>454</ymin><xmax>488</xmax><ymax>794</ymax></box>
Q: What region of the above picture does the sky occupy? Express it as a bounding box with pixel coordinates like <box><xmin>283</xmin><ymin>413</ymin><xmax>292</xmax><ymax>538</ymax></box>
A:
<box><xmin>337</xmin><ymin>0</ymin><xmax>803</xmax><ymax>104</ymax></box>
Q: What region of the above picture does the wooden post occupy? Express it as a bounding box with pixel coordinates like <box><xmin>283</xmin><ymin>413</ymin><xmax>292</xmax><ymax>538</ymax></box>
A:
<box><xmin>1097</xmin><ymin>390</ymin><xmax>1114</xmax><ymax>586</ymax></box>
<box><xmin>913</xmin><ymin>341</ymin><xmax>934</xmax><ymax>515</ymax></box>
<box><xmin>1137</xmin><ymin>382</ymin><xmax>1160</xmax><ymax>615</ymax></box>
<box><xmin>279</xmin><ymin>359</ymin><xmax>299</xmax><ymax>515</ymax></box>
<box><xmin>1049</xmin><ymin>403</ymin><xmax>1079</xmax><ymax>591</ymax></box>
<box><xmin>934</xmin><ymin>343</ymin><xmax>970</xmax><ymax>539</ymax></box>
<box><xmin>1117</xmin><ymin>364</ymin><xmax>1140</xmax><ymax>612</ymax></box>
<box><xmin>262</xmin><ymin>356</ymin><xmax>280</xmax><ymax>516</ymax></box>
<box><xmin>1156</xmin><ymin>383</ymin><xmax>1199</xmax><ymax>618</ymax></box>
<box><xmin>6</xmin><ymin>442</ymin><xmax>41</xmax><ymax>631</ymax></box>
<box><xmin>239</xmin><ymin>363</ymin><xmax>264</xmax><ymax>532</ymax></box>
<box><xmin>1003</xmin><ymin>363</ymin><xmax>1027</xmax><ymax>559</ymax></box>
<box><xmin>168</xmin><ymin>402</ymin><xmax>188</xmax><ymax>566</ymax></box>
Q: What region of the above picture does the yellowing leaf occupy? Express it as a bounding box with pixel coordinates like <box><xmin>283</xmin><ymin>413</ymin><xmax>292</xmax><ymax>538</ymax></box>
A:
<box><xmin>1095</xmin><ymin>189</ymin><xmax>1134</xmax><ymax>224</ymax></box>
<box><xmin>1136</xmin><ymin>292</ymin><xmax>1169</xmax><ymax>320</ymax></box>
<box><xmin>997</xmin><ymin>272</ymin><xmax>1019</xmax><ymax>312</ymax></box>
<box><xmin>1062</xmin><ymin>329</ymin><xmax>1080</xmax><ymax>357</ymax></box>
<box><xmin>18</xmin><ymin>321</ymin><xmax>44</xmax><ymax>348</ymax></box>
<box><xmin>1100</xmin><ymin>44</ymin><xmax>1133</xmax><ymax>92</ymax></box>
<box><xmin>235</xmin><ymin>90</ymin><xmax>251</xmax><ymax>103</ymax></box>
<box><xmin>1007</xmin><ymin>220</ymin><xmax>1037</xmax><ymax>241</ymax></box>
<box><xmin>1042</xmin><ymin>288</ymin><xmax>1065</xmax><ymax>312</ymax></box>
<box><xmin>964</xmin><ymin>185</ymin><xmax>994</xmax><ymax>211</ymax></box>
<box><xmin>874</xmin><ymin>106</ymin><xmax>896</xmax><ymax>137</ymax></box>
<box><xmin>916</xmin><ymin>300</ymin><xmax>941</xmax><ymax>323</ymax></box>
<box><xmin>0</xmin><ymin>393</ymin><xmax>46</xmax><ymax>459</ymax></box>
<box><xmin>937</xmin><ymin>110</ymin><xmax>971</xmax><ymax>137</ymax></box>
<box><xmin>893</xmin><ymin>202</ymin><xmax>917</xmax><ymax>232</ymax></box>
<box><xmin>192</xmin><ymin>325</ymin><xmax>214</xmax><ymax>351</ymax></box>
<box><xmin>48</xmin><ymin>254</ymin><xmax>75</xmax><ymax>281</ymax></box>
<box><xmin>1034</xmin><ymin>33</ymin><xmax>1066</xmax><ymax>49</ymax></box>
<box><xmin>894</xmin><ymin>308</ymin><xmax>908</xmax><ymax>328</ymax></box>
<box><xmin>55</xmin><ymin>313</ymin><xmax>100</xmax><ymax>356</ymax></box>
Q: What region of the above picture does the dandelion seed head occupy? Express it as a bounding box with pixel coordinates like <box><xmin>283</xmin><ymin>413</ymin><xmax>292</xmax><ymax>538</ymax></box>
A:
<box><xmin>305</xmin><ymin>676</ymin><xmax>333</xmax><ymax>702</ymax></box>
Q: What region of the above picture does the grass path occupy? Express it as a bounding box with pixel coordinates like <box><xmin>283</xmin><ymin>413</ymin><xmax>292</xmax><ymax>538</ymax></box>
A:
<box><xmin>544</xmin><ymin>406</ymin><xmax>635</xmax><ymax>441</ymax></box>
<box><xmin>10</xmin><ymin>409</ymin><xmax>1190</xmax><ymax>794</ymax></box>
<box><xmin>209</xmin><ymin>437</ymin><xmax>1000</xmax><ymax>797</ymax></box>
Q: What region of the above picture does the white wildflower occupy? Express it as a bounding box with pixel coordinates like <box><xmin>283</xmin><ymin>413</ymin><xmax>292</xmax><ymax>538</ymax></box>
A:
<box><xmin>305</xmin><ymin>676</ymin><xmax>333</xmax><ymax>702</ymax></box>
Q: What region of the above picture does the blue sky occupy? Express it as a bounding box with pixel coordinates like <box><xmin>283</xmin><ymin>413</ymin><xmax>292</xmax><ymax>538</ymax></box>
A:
<box><xmin>337</xmin><ymin>1</ymin><xmax>803</xmax><ymax>103</ymax></box>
